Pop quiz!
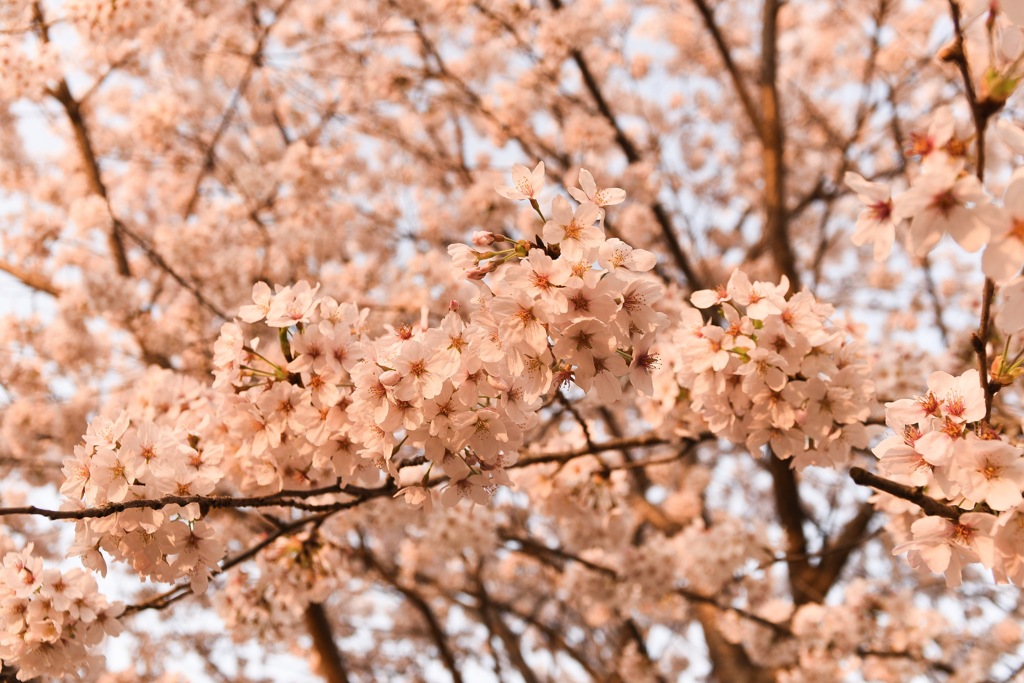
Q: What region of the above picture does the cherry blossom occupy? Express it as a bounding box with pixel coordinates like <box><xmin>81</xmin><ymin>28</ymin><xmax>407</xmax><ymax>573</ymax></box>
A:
<box><xmin>894</xmin><ymin>513</ymin><xmax>997</xmax><ymax>588</ymax></box>
<box><xmin>844</xmin><ymin>171</ymin><xmax>898</xmax><ymax>261</ymax></box>
<box><xmin>542</xmin><ymin>196</ymin><xmax>605</xmax><ymax>261</ymax></box>
<box><xmin>568</xmin><ymin>168</ymin><xmax>626</xmax><ymax>208</ymax></box>
<box><xmin>496</xmin><ymin>161</ymin><xmax>545</xmax><ymax>201</ymax></box>
<box><xmin>0</xmin><ymin>2</ymin><xmax>1024</xmax><ymax>681</ymax></box>
<box><xmin>982</xmin><ymin>166</ymin><xmax>1024</xmax><ymax>282</ymax></box>
<box><xmin>894</xmin><ymin>162</ymin><xmax>993</xmax><ymax>255</ymax></box>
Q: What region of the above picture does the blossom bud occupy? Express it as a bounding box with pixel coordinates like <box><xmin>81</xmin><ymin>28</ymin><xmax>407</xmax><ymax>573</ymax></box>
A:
<box><xmin>465</xmin><ymin>260</ymin><xmax>498</xmax><ymax>280</ymax></box>
<box><xmin>981</xmin><ymin>67</ymin><xmax>1019</xmax><ymax>105</ymax></box>
<box><xmin>991</xmin><ymin>354</ymin><xmax>1022</xmax><ymax>386</ymax></box>
<box><xmin>472</xmin><ymin>231</ymin><xmax>499</xmax><ymax>246</ymax></box>
<box><xmin>449</xmin><ymin>299</ymin><xmax>460</xmax><ymax>313</ymax></box>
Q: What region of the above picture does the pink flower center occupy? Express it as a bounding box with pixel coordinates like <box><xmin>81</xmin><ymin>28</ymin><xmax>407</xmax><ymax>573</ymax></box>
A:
<box><xmin>1010</xmin><ymin>218</ymin><xmax>1024</xmax><ymax>243</ymax></box>
<box><xmin>930</xmin><ymin>189</ymin><xmax>958</xmax><ymax>217</ymax></box>
<box><xmin>868</xmin><ymin>200</ymin><xmax>893</xmax><ymax>222</ymax></box>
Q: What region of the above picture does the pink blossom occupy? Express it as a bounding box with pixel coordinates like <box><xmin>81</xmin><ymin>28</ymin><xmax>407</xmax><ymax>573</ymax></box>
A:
<box><xmin>894</xmin><ymin>163</ymin><xmax>993</xmax><ymax>255</ymax></box>
<box><xmin>982</xmin><ymin>167</ymin><xmax>1024</xmax><ymax>283</ymax></box>
<box><xmin>956</xmin><ymin>437</ymin><xmax>1024</xmax><ymax>511</ymax></box>
<box><xmin>568</xmin><ymin>168</ymin><xmax>626</xmax><ymax>207</ymax></box>
<box><xmin>496</xmin><ymin>161</ymin><xmax>545</xmax><ymax>200</ymax></box>
<box><xmin>894</xmin><ymin>512</ymin><xmax>997</xmax><ymax>588</ymax></box>
<box><xmin>844</xmin><ymin>171</ymin><xmax>898</xmax><ymax>261</ymax></box>
<box><xmin>996</xmin><ymin>275</ymin><xmax>1024</xmax><ymax>333</ymax></box>
<box><xmin>265</xmin><ymin>281</ymin><xmax>321</xmax><ymax>328</ymax></box>
<box><xmin>542</xmin><ymin>196</ymin><xmax>605</xmax><ymax>261</ymax></box>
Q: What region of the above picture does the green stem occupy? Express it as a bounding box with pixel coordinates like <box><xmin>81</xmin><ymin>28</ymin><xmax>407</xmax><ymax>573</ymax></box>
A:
<box><xmin>529</xmin><ymin>197</ymin><xmax>547</xmax><ymax>222</ymax></box>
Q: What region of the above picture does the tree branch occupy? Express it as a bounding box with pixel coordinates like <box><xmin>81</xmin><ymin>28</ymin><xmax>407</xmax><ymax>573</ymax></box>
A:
<box><xmin>0</xmin><ymin>484</ymin><xmax>395</xmax><ymax>521</ymax></box>
<box><xmin>550</xmin><ymin>0</ymin><xmax>704</xmax><ymax>290</ymax></box>
<box><xmin>945</xmin><ymin>0</ymin><xmax>1002</xmax><ymax>422</ymax></box>
<box><xmin>849</xmin><ymin>467</ymin><xmax>961</xmax><ymax>520</ymax></box>
<box><xmin>759</xmin><ymin>0</ymin><xmax>800</xmax><ymax>290</ymax></box>
<box><xmin>362</xmin><ymin>547</ymin><xmax>464</xmax><ymax>683</ymax></box>
<box><xmin>688</xmin><ymin>0</ymin><xmax>764</xmax><ymax>139</ymax></box>
<box><xmin>768</xmin><ymin>453</ymin><xmax>812</xmax><ymax>605</ymax></box>
<box><xmin>473</xmin><ymin>569</ymin><xmax>541</xmax><ymax>683</ymax></box>
<box><xmin>802</xmin><ymin>502</ymin><xmax>876</xmax><ymax>603</ymax></box>
<box><xmin>694</xmin><ymin>603</ymin><xmax>775</xmax><ymax>683</ymax></box>
<box><xmin>0</xmin><ymin>260</ymin><xmax>60</xmax><ymax>297</ymax></box>
<box><xmin>304</xmin><ymin>602</ymin><xmax>351</xmax><ymax>683</ymax></box>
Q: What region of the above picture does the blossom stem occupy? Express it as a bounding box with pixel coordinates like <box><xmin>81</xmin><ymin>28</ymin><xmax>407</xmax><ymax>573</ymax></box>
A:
<box><xmin>238</xmin><ymin>365</ymin><xmax>278</xmax><ymax>377</ymax></box>
<box><xmin>242</xmin><ymin>344</ymin><xmax>283</xmax><ymax>371</ymax></box>
<box><xmin>529</xmin><ymin>197</ymin><xmax>546</xmax><ymax>222</ymax></box>
<box><xmin>278</xmin><ymin>327</ymin><xmax>294</xmax><ymax>363</ymax></box>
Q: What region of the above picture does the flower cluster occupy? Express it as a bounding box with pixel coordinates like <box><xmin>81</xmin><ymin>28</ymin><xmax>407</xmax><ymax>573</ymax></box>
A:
<box><xmin>0</xmin><ymin>34</ymin><xmax>61</xmax><ymax>102</ymax></box>
<box><xmin>874</xmin><ymin>369</ymin><xmax>1024</xmax><ymax>586</ymax></box>
<box><xmin>216</xmin><ymin>532</ymin><xmax>347</xmax><ymax>641</ymax></box>
<box><xmin>60</xmin><ymin>412</ymin><xmax>226</xmax><ymax>593</ymax></box>
<box><xmin>668</xmin><ymin>270</ymin><xmax>875</xmax><ymax>469</ymax></box>
<box><xmin>845</xmin><ymin>107</ymin><xmax>1024</xmax><ymax>284</ymax></box>
<box><xmin>212</xmin><ymin>164</ymin><xmax>664</xmax><ymax>509</ymax></box>
<box><xmin>213</xmin><ymin>288</ymin><xmax>378</xmax><ymax>496</ymax></box>
<box><xmin>0</xmin><ymin>545</ymin><xmax>123</xmax><ymax>681</ymax></box>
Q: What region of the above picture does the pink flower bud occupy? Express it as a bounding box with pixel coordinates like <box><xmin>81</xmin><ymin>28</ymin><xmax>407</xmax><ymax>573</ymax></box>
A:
<box><xmin>472</xmin><ymin>231</ymin><xmax>499</xmax><ymax>246</ymax></box>
<box><xmin>466</xmin><ymin>260</ymin><xmax>497</xmax><ymax>280</ymax></box>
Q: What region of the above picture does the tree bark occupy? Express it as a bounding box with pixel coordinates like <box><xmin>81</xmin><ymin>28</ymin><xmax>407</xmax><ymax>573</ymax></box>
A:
<box><xmin>304</xmin><ymin>603</ymin><xmax>351</xmax><ymax>683</ymax></box>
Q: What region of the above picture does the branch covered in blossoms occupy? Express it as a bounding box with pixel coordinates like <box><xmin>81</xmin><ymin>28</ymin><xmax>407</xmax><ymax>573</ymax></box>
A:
<box><xmin>0</xmin><ymin>164</ymin><xmax>672</xmax><ymax>679</ymax></box>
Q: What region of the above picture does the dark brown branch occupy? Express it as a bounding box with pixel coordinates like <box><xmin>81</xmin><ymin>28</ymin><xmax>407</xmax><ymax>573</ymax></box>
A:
<box><xmin>516</xmin><ymin>435</ymin><xmax>679</xmax><ymax>467</ymax></box>
<box><xmin>405</xmin><ymin>9</ymin><xmax>566</xmax><ymax>168</ymax></box>
<box><xmin>974</xmin><ymin>278</ymin><xmax>998</xmax><ymax>421</ymax></box>
<box><xmin>0</xmin><ymin>261</ymin><xmax>60</xmax><ymax>297</ymax></box>
<box><xmin>304</xmin><ymin>602</ymin><xmax>351</xmax><ymax>683</ymax></box>
<box><xmin>180</xmin><ymin>1</ymin><xmax>291</xmax><ymax>218</ymax></box>
<box><xmin>768</xmin><ymin>454</ymin><xmax>812</xmax><ymax>605</ymax></box>
<box><xmin>689</xmin><ymin>0</ymin><xmax>764</xmax><ymax>139</ymax></box>
<box><xmin>502</xmin><ymin>531</ymin><xmax>788</xmax><ymax>635</ymax></box>
<box><xmin>802</xmin><ymin>502</ymin><xmax>876</xmax><ymax>603</ymax></box>
<box><xmin>474</xmin><ymin>572</ymin><xmax>541</xmax><ymax>683</ymax></box>
<box><xmin>694</xmin><ymin>603</ymin><xmax>775</xmax><ymax>683</ymax></box>
<box><xmin>849</xmin><ymin>467</ymin><xmax>961</xmax><ymax>520</ymax></box>
<box><xmin>759</xmin><ymin>0</ymin><xmax>800</xmax><ymax>291</ymax></box>
<box><xmin>922</xmin><ymin>255</ymin><xmax>952</xmax><ymax>347</ymax></box>
<box><xmin>110</xmin><ymin>218</ymin><xmax>228</xmax><ymax>319</ymax></box>
<box><xmin>621</xmin><ymin>619</ymin><xmax>667</xmax><ymax>683</ymax></box>
<box><xmin>46</xmin><ymin>90</ymin><xmax>131</xmax><ymax>277</ymax></box>
<box><xmin>945</xmin><ymin>0</ymin><xmax>1002</xmax><ymax>422</ymax></box>
<box><xmin>482</xmin><ymin>596</ymin><xmax>603</xmax><ymax>681</ymax></box>
<box><xmin>124</xmin><ymin>507</ymin><xmax>336</xmax><ymax>614</ymax></box>
<box><xmin>0</xmin><ymin>484</ymin><xmax>394</xmax><ymax>521</ymax></box>
<box><xmin>856</xmin><ymin>647</ymin><xmax>955</xmax><ymax>676</ymax></box>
